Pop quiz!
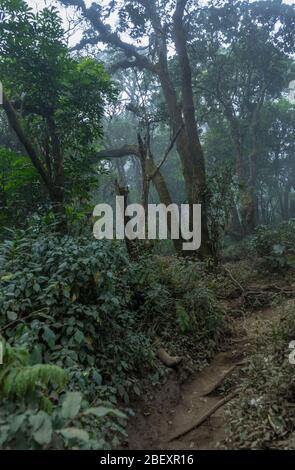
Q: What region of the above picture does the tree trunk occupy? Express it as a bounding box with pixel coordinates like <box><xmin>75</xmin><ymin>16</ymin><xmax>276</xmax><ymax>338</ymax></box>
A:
<box><xmin>2</xmin><ymin>92</ymin><xmax>66</xmax><ymax>232</ymax></box>
<box><xmin>47</xmin><ymin>117</ymin><xmax>66</xmax><ymax>231</ymax></box>
<box><xmin>97</xmin><ymin>146</ymin><xmax>184</xmax><ymax>253</ymax></box>
<box><xmin>172</xmin><ymin>0</ymin><xmax>211</xmax><ymax>258</ymax></box>
<box><xmin>145</xmin><ymin>156</ymin><xmax>183</xmax><ymax>253</ymax></box>
<box><xmin>226</xmin><ymin>109</ymin><xmax>259</xmax><ymax>236</ymax></box>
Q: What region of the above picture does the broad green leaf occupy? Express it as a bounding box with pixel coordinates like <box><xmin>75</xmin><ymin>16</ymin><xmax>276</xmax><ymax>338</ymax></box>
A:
<box><xmin>42</xmin><ymin>326</ymin><xmax>56</xmax><ymax>348</ymax></box>
<box><xmin>83</xmin><ymin>406</ymin><xmax>126</xmax><ymax>419</ymax></box>
<box><xmin>74</xmin><ymin>329</ymin><xmax>85</xmax><ymax>344</ymax></box>
<box><xmin>0</xmin><ymin>425</ymin><xmax>9</xmax><ymax>446</ymax></box>
<box><xmin>1</xmin><ymin>274</ymin><xmax>13</xmax><ymax>281</ymax></box>
<box><xmin>30</xmin><ymin>412</ymin><xmax>52</xmax><ymax>445</ymax></box>
<box><xmin>61</xmin><ymin>392</ymin><xmax>82</xmax><ymax>419</ymax></box>
<box><xmin>7</xmin><ymin>311</ymin><xmax>18</xmax><ymax>321</ymax></box>
<box><xmin>59</xmin><ymin>427</ymin><xmax>89</xmax><ymax>442</ymax></box>
<box><xmin>10</xmin><ymin>414</ymin><xmax>26</xmax><ymax>433</ymax></box>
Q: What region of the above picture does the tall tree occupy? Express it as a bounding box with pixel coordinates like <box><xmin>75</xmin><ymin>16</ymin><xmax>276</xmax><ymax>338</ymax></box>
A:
<box><xmin>60</xmin><ymin>0</ymin><xmax>212</xmax><ymax>258</ymax></box>
<box><xmin>0</xmin><ymin>0</ymin><xmax>115</xmax><ymax>228</ymax></box>
<box><xmin>192</xmin><ymin>0</ymin><xmax>295</xmax><ymax>235</ymax></box>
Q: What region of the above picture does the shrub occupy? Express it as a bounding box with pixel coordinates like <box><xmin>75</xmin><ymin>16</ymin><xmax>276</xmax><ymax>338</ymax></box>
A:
<box><xmin>226</xmin><ymin>300</ymin><xmax>295</xmax><ymax>449</ymax></box>
<box><xmin>0</xmin><ymin>390</ymin><xmax>127</xmax><ymax>450</ymax></box>
<box><xmin>252</xmin><ymin>221</ymin><xmax>295</xmax><ymax>272</ymax></box>
<box><xmin>0</xmin><ymin>231</ymin><xmax>147</xmax><ymax>447</ymax></box>
<box><xmin>131</xmin><ymin>256</ymin><xmax>226</xmax><ymax>366</ymax></box>
<box><xmin>0</xmin><ymin>338</ymin><xmax>126</xmax><ymax>449</ymax></box>
<box><xmin>222</xmin><ymin>236</ymin><xmax>255</xmax><ymax>262</ymax></box>
<box><xmin>0</xmin><ymin>230</ymin><xmax>157</xmax><ymax>396</ymax></box>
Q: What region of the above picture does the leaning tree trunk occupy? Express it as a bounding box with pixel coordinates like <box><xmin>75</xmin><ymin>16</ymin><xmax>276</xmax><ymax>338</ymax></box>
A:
<box><xmin>145</xmin><ymin>156</ymin><xmax>184</xmax><ymax>253</ymax></box>
<box><xmin>2</xmin><ymin>92</ymin><xmax>66</xmax><ymax>232</ymax></box>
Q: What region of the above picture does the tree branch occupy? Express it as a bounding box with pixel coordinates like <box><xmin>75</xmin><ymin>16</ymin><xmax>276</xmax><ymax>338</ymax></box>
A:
<box><xmin>60</xmin><ymin>0</ymin><xmax>155</xmax><ymax>72</ymax></box>
<box><xmin>149</xmin><ymin>124</ymin><xmax>184</xmax><ymax>180</ymax></box>
<box><xmin>69</xmin><ymin>34</ymin><xmax>102</xmax><ymax>52</ymax></box>
<box><xmin>2</xmin><ymin>92</ymin><xmax>51</xmax><ymax>188</ymax></box>
<box><xmin>96</xmin><ymin>144</ymin><xmax>141</xmax><ymax>160</ymax></box>
<box><xmin>109</xmin><ymin>59</ymin><xmax>141</xmax><ymax>73</ymax></box>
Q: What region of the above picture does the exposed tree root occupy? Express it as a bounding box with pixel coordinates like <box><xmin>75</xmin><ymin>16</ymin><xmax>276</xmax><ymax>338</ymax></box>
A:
<box><xmin>202</xmin><ymin>365</ymin><xmax>238</xmax><ymax>396</ymax></box>
<box><xmin>157</xmin><ymin>348</ymin><xmax>182</xmax><ymax>368</ymax></box>
<box><xmin>167</xmin><ymin>391</ymin><xmax>238</xmax><ymax>443</ymax></box>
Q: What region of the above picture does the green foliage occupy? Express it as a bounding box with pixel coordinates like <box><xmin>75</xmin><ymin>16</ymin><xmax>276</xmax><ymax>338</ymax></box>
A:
<box><xmin>132</xmin><ymin>256</ymin><xmax>226</xmax><ymax>367</ymax></box>
<box><xmin>0</xmin><ymin>146</ymin><xmax>39</xmax><ymax>231</ymax></box>
<box><xmin>0</xmin><ymin>339</ymin><xmax>126</xmax><ymax>449</ymax></box>
<box><xmin>0</xmin><ymin>341</ymin><xmax>67</xmax><ymax>407</ymax></box>
<box><xmin>222</xmin><ymin>237</ymin><xmax>255</xmax><ymax>262</ymax></box>
<box><xmin>180</xmin><ymin>287</ymin><xmax>224</xmax><ymax>340</ymax></box>
<box><xmin>0</xmin><ymin>390</ymin><xmax>127</xmax><ymax>449</ymax></box>
<box><xmin>0</xmin><ymin>314</ymin><xmax>127</xmax><ymax>450</ymax></box>
<box><xmin>0</xmin><ymin>231</ymin><xmax>149</xmax><ymax>390</ymax></box>
<box><xmin>0</xmin><ymin>339</ymin><xmax>67</xmax><ymax>408</ymax></box>
<box><xmin>253</xmin><ymin>221</ymin><xmax>295</xmax><ymax>272</ymax></box>
<box><xmin>0</xmin><ymin>0</ymin><xmax>117</xmax><ymax>226</ymax></box>
<box><xmin>0</xmin><ymin>230</ymin><xmax>227</xmax><ymax>448</ymax></box>
<box><xmin>0</xmin><ymin>0</ymin><xmax>116</xmax><ymax>152</ymax></box>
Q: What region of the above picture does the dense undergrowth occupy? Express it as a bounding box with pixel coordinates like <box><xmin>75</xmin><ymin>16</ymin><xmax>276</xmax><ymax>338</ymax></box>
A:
<box><xmin>0</xmin><ymin>229</ymin><xmax>225</xmax><ymax>449</ymax></box>
<box><xmin>226</xmin><ymin>300</ymin><xmax>295</xmax><ymax>449</ymax></box>
<box><xmin>222</xmin><ymin>220</ymin><xmax>295</xmax><ymax>449</ymax></box>
<box><xmin>2</xmin><ymin>219</ymin><xmax>295</xmax><ymax>449</ymax></box>
<box><xmin>224</xmin><ymin>219</ymin><xmax>295</xmax><ymax>274</ymax></box>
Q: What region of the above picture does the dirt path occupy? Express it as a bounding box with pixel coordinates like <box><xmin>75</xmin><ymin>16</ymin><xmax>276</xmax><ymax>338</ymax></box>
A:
<box><xmin>127</xmin><ymin>304</ymin><xmax>280</xmax><ymax>450</ymax></box>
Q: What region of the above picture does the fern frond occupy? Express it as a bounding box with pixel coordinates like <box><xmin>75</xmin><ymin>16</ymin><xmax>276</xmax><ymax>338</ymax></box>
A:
<box><xmin>0</xmin><ymin>337</ymin><xmax>68</xmax><ymax>404</ymax></box>
<box><xmin>1</xmin><ymin>364</ymin><xmax>67</xmax><ymax>400</ymax></box>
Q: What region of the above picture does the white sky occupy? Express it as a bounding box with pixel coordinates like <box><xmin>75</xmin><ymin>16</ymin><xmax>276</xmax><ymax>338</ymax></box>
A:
<box><xmin>28</xmin><ymin>0</ymin><xmax>126</xmax><ymax>46</ymax></box>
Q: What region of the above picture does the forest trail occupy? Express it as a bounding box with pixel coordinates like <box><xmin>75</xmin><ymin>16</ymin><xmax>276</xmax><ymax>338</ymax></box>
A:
<box><xmin>127</xmin><ymin>299</ymin><xmax>281</xmax><ymax>450</ymax></box>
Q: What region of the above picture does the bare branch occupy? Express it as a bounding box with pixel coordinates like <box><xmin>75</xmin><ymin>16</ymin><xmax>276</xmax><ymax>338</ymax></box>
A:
<box><xmin>149</xmin><ymin>124</ymin><xmax>184</xmax><ymax>180</ymax></box>
<box><xmin>109</xmin><ymin>58</ymin><xmax>145</xmax><ymax>74</ymax></box>
<box><xmin>60</xmin><ymin>0</ymin><xmax>156</xmax><ymax>72</ymax></box>
<box><xmin>69</xmin><ymin>34</ymin><xmax>102</xmax><ymax>52</ymax></box>
<box><xmin>96</xmin><ymin>144</ymin><xmax>141</xmax><ymax>160</ymax></box>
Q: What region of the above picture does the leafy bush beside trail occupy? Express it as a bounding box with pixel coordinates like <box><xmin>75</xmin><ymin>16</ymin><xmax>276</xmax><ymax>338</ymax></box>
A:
<box><xmin>252</xmin><ymin>220</ymin><xmax>295</xmax><ymax>272</ymax></box>
<box><xmin>226</xmin><ymin>300</ymin><xmax>295</xmax><ymax>449</ymax></box>
<box><xmin>0</xmin><ymin>340</ymin><xmax>127</xmax><ymax>449</ymax></box>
